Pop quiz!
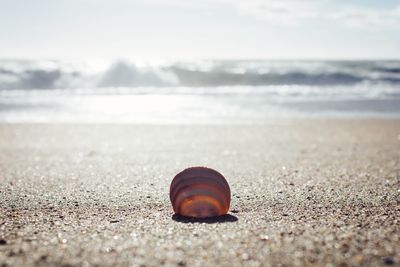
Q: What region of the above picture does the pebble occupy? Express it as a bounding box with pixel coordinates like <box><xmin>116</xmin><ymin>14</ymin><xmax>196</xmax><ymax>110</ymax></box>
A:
<box><xmin>383</xmin><ymin>257</ymin><xmax>395</xmax><ymax>265</ymax></box>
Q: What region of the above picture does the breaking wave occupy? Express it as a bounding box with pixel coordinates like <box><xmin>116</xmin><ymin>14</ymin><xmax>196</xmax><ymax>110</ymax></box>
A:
<box><xmin>0</xmin><ymin>59</ymin><xmax>400</xmax><ymax>90</ymax></box>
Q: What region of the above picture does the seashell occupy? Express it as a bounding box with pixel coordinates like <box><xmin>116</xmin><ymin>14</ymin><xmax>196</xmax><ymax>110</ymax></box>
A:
<box><xmin>170</xmin><ymin>167</ymin><xmax>231</xmax><ymax>218</ymax></box>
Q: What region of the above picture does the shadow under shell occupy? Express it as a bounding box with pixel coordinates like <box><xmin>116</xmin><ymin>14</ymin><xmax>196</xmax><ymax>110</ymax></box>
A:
<box><xmin>170</xmin><ymin>167</ymin><xmax>231</xmax><ymax>218</ymax></box>
<box><xmin>172</xmin><ymin>214</ymin><xmax>238</xmax><ymax>224</ymax></box>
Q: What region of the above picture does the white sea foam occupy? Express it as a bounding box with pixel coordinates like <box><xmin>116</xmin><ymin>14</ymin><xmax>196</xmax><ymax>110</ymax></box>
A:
<box><xmin>1</xmin><ymin>59</ymin><xmax>400</xmax><ymax>122</ymax></box>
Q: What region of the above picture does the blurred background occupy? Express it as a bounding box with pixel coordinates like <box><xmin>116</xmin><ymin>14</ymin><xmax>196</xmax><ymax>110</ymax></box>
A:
<box><xmin>1</xmin><ymin>0</ymin><xmax>400</xmax><ymax>123</ymax></box>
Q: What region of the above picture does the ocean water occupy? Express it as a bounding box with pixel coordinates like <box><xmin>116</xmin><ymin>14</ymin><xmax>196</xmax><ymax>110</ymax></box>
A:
<box><xmin>0</xmin><ymin>59</ymin><xmax>399</xmax><ymax>123</ymax></box>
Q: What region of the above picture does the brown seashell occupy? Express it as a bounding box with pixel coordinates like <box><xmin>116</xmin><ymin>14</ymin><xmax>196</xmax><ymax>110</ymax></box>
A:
<box><xmin>170</xmin><ymin>167</ymin><xmax>231</xmax><ymax>218</ymax></box>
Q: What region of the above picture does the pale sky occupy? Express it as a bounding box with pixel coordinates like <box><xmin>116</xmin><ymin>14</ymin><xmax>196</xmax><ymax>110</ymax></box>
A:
<box><xmin>1</xmin><ymin>0</ymin><xmax>399</xmax><ymax>60</ymax></box>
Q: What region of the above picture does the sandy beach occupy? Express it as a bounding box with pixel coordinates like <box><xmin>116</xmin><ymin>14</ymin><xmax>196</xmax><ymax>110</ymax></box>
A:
<box><xmin>0</xmin><ymin>119</ymin><xmax>399</xmax><ymax>266</ymax></box>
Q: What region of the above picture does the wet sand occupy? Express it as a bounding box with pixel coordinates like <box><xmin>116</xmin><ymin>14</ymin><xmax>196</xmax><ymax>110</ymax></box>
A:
<box><xmin>0</xmin><ymin>120</ymin><xmax>399</xmax><ymax>266</ymax></box>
